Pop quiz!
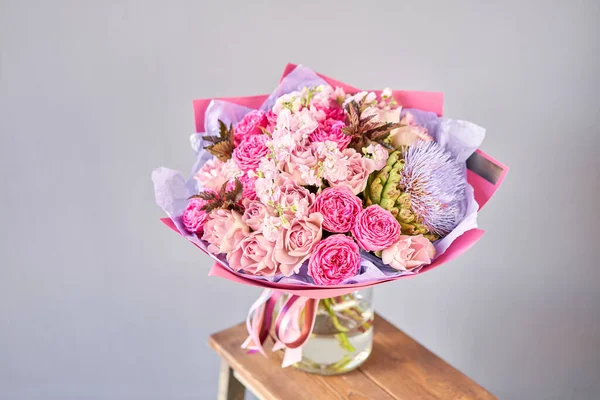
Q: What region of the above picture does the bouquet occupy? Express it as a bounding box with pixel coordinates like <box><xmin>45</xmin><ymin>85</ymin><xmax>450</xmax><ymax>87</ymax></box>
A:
<box><xmin>152</xmin><ymin>64</ymin><xmax>507</xmax><ymax>369</ymax></box>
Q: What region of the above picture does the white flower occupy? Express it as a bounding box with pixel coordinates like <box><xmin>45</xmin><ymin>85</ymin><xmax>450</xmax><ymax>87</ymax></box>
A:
<box><xmin>344</xmin><ymin>91</ymin><xmax>377</xmax><ymax>106</ymax></box>
<box><xmin>307</xmin><ymin>85</ymin><xmax>334</xmax><ymax>109</ymax></box>
<box><xmin>313</xmin><ymin>141</ymin><xmax>349</xmax><ymax>183</ymax></box>
<box><xmin>254</xmin><ymin>166</ymin><xmax>282</xmax><ymax>206</ymax></box>
<box><xmin>261</xmin><ymin>215</ymin><xmax>283</xmax><ymax>242</ymax></box>
<box><xmin>362</xmin><ymin>106</ymin><xmax>379</xmax><ymax>120</ymax></box>
<box><xmin>323</xmin><ymin>157</ymin><xmax>349</xmax><ymax>182</ymax></box>
<box><xmin>308</xmin><ymin>106</ymin><xmax>326</xmax><ymax>122</ymax></box>
<box><xmin>365</xmin><ymin>91</ymin><xmax>377</xmax><ymax>103</ymax></box>
<box><xmin>297</xmin><ymin>163</ymin><xmax>321</xmax><ymax>187</ymax></box>
<box><xmin>267</xmin><ymin>131</ymin><xmax>297</xmax><ymax>162</ymax></box>
<box><xmin>332</xmin><ymin>86</ymin><xmax>346</xmax><ymax>104</ymax></box>
<box><xmin>381</xmin><ymin>88</ymin><xmax>393</xmax><ymax>98</ymax></box>
<box><xmin>275</xmin><ymin>108</ymin><xmax>295</xmax><ymax>131</ymax></box>
<box><xmin>274</xmin><ymin>107</ymin><xmax>318</xmax><ymax>142</ymax></box>
<box><xmin>273</xmin><ymin>92</ymin><xmax>302</xmax><ymax>115</ymax></box>
<box><xmin>294</xmin><ymin>108</ymin><xmax>319</xmax><ymax>137</ymax></box>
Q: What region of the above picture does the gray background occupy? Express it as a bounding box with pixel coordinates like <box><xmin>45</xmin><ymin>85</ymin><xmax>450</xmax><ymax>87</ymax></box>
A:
<box><xmin>1</xmin><ymin>0</ymin><xmax>599</xmax><ymax>399</ymax></box>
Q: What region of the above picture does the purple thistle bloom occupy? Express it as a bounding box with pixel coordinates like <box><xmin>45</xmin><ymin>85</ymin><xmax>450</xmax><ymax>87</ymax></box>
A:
<box><xmin>401</xmin><ymin>141</ymin><xmax>466</xmax><ymax>237</ymax></box>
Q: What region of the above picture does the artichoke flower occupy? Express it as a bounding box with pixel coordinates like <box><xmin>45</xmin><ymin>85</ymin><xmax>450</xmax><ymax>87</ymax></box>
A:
<box><xmin>364</xmin><ymin>141</ymin><xmax>467</xmax><ymax>242</ymax></box>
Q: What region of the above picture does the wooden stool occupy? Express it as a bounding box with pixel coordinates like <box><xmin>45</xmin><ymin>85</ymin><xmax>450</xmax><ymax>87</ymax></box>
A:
<box><xmin>209</xmin><ymin>313</ymin><xmax>495</xmax><ymax>399</ymax></box>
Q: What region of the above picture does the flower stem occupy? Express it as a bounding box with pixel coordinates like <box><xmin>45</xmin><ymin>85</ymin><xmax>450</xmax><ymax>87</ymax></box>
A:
<box><xmin>321</xmin><ymin>298</ymin><xmax>356</xmax><ymax>353</ymax></box>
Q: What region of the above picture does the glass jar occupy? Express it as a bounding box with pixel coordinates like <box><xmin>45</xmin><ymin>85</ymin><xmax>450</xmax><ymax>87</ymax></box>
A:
<box><xmin>292</xmin><ymin>288</ymin><xmax>374</xmax><ymax>375</ymax></box>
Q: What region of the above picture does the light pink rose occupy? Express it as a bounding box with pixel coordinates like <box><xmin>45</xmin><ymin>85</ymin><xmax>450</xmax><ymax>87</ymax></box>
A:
<box><xmin>274</xmin><ymin>213</ymin><xmax>323</xmax><ymax>276</ymax></box>
<box><xmin>278</xmin><ymin>144</ymin><xmax>318</xmax><ymax>185</ymax></box>
<box><xmin>352</xmin><ymin>205</ymin><xmax>401</xmax><ymax>251</ymax></box>
<box><xmin>365</xmin><ymin>143</ymin><xmax>389</xmax><ymax>171</ymax></box>
<box><xmin>233</xmin><ymin>134</ymin><xmax>269</xmax><ymax>172</ymax></box>
<box><xmin>328</xmin><ymin>148</ymin><xmax>376</xmax><ymax>195</ymax></box>
<box><xmin>307</xmin><ymin>234</ymin><xmax>361</xmax><ymax>285</ymax></box>
<box><xmin>181</xmin><ymin>197</ymin><xmax>209</xmax><ymax>234</ymax></box>
<box><xmin>227</xmin><ymin>231</ymin><xmax>279</xmax><ymax>277</ymax></box>
<box><xmin>309</xmin><ymin>119</ymin><xmax>351</xmax><ymax>150</ymax></box>
<box><xmin>234</xmin><ymin>110</ymin><xmax>267</xmax><ymax>145</ymax></box>
<box><xmin>241</xmin><ymin>199</ymin><xmax>269</xmax><ymax>231</ymax></box>
<box><xmin>389</xmin><ymin>113</ymin><xmax>433</xmax><ymax>147</ymax></box>
<box><xmin>202</xmin><ymin>209</ymin><xmax>249</xmax><ymax>254</ymax></box>
<box><xmin>273</xmin><ymin>174</ymin><xmax>315</xmax><ymax>218</ymax></box>
<box><xmin>381</xmin><ymin>235</ymin><xmax>436</xmax><ymax>271</ymax></box>
<box><xmin>311</xmin><ymin>187</ymin><xmax>363</xmax><ymax>233</ymax></box>
<box><xmin>193</xmin><ymin>158</ymin><xmax>239</xmax><ymax>191</ymax></box>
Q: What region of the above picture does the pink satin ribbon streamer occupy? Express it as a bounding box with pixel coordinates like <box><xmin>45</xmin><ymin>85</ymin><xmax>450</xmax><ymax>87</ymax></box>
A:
<box><xmin>241</xmin><ymin>290</ymin><xmax>320</xmax><ymax>367</ymax></box>
<box><xmin>241</xmin><ymin>289</ymin><xmax>280</xmax><ymax>356</ymax></box>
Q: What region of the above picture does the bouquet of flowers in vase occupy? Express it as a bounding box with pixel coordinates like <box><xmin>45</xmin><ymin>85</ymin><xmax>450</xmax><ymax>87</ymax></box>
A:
<box><xmin>152</xmin><ymin>64</ymin><xmax>507</xmax><ymax>372</ymax></box>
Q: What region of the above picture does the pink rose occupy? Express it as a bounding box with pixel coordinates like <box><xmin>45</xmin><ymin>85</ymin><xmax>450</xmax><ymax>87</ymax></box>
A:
<box><xmin>311</xmin><ymin>187</ymin><xmax>363</xmax><ymax>233</ymax></box>
<box><xmin>309</xmin><ymin>119</ymin><xmax>351</xmax><ymax>150</ymax></box>
<box><xmin>265</xmin><ymin>110</ymin><xmax>278</xmax><ymax>127</ymax></box>
<box><xmin>352</xmin><ymin>205</ymin><xmax>401</xmax><ymax>251</ymax></box>
<box><xmin>202</xmin><ymin>209</ymin><xmax>249</xmax><ymax>254</ymax></box>
<box><xmin>227</xmin><ymin>231</ymin><xmax>279</xmax><ymax>277</ymax></box>
<box><xmin>233</xmin><ymin>134</ymin><xmax>269</xmax><ymax>172</ymax></box>
<box><xmin>238</xmin><ymin>173</ymin><xmax>257</xmax><ymax>201</ymax></box>
<box><xmin>381</xmin><ymin>235</ymin><xmax>436</xmax><ymax>271</ymax></box>
<box><xmin>241</xmin><ymin>199</ymin><xmax>269</xmax><ymax>231</ymax></box>
<box><xmin>327</xmin><ymin>148</ymin><xmax>376</xmax><ymax>195</ymax></box>
<box><xmin>273</xmin><ymin>174</ymin><xmax>315</xmax><ymax>218</ymax></box>
<box><xmin>234</xmin><ymin>110</ymin><xmax>267</xmax><ymax>144</ymax></box>
<box><xmin>278</xmin><ymin>144</ymin><xmax>318</xmax><ymax>185</ymax></box>
<box><xmin>181</xmin><ymin>197</ymin><xmax>209</xmax><ymax>234</ymax></box>
<box><xmin>323</xmin><ymin>107</ymin><xmax>345</xmax><ymax>121</ymax></box>
<box><xmin>308</xmin><ymin>234</ymin><xmax>361</xmax><ymax>285</ymax></box>
<box><xmin>389</xmin><ymin>113</ymin><xmax>433</xmax><ymax>147</ymax></box>
<box><xmin>274</xmin><ymin>213</ymin><xmax>323</xmax><ymax>276</ymax></box>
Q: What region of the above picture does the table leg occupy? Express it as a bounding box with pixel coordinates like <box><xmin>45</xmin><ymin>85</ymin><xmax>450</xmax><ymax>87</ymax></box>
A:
<box><xmin>217</xmin><ymin>359</ymin><xmax>246</xmax><ymax>400</ymax></box>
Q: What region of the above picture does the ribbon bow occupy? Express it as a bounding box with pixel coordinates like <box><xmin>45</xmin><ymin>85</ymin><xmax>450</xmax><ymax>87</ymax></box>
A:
<box><xmin>241</xmin><ymin>289</ymin><xmax>320</xmax><ymax>367</ymax></box>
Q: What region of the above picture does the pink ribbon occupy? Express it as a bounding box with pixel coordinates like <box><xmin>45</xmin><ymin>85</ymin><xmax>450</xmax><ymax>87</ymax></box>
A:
<box><xmin>242</xmin><ymin>290</ymin><xmax>320</xmax><ymax>367</ymax></box>
<box><xmin>241</xmin><ymin>289</ymin><xmax>280</xmax><ymax>356</ymax></box>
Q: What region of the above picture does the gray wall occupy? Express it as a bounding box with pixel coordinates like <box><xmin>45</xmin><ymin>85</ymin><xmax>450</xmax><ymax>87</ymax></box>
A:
<box><xmin>1</xmin><ymin>1</ymin><xmax>598</xmax><ymax>399</ymax></box>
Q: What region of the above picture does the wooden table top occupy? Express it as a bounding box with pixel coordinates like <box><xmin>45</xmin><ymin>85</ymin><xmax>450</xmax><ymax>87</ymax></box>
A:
<box><xmin>209</xmin><ymin>313</ymin><xmax>495</xmax><ymax>400</ymax></box>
